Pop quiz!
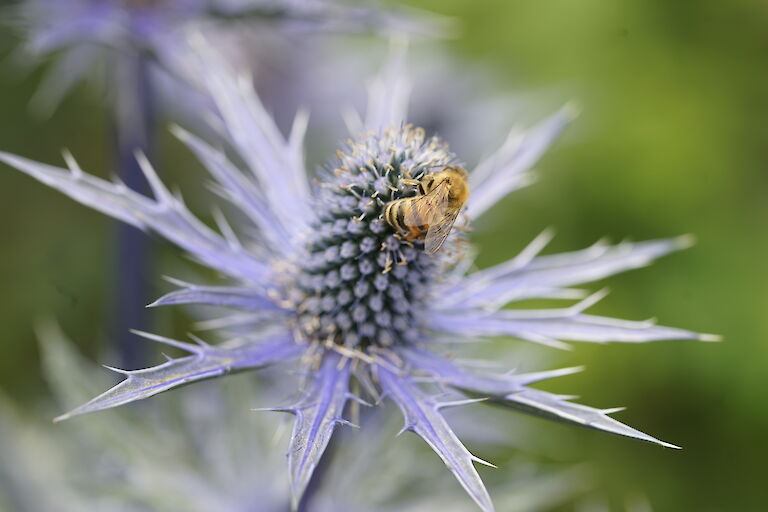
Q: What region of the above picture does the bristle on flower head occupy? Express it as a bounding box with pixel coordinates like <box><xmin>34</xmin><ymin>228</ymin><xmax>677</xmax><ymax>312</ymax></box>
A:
<box><xmin>295</xmin><ymin>125</ymin><xmax>460</xmax><ymax>351</ymax></box>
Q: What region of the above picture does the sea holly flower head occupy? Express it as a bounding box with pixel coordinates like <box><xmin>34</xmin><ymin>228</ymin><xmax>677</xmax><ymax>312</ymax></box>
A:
<box><xmin>0</xmin><ymin>40</ymin><xmax>716</xmax><ymax>512</ymax></box>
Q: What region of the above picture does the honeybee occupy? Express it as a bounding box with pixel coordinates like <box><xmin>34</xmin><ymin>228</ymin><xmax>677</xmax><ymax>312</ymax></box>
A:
<box><xmin>383</xmin><ymin>166</ymin><xmax>469</xmax><ymax>254</ymax></box>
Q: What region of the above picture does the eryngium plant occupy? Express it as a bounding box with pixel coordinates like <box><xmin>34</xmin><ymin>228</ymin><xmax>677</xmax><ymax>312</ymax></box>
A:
<box><xmin>0</xmin><ymin>323</ymin><xmax>588</xmax><ymax>512</ymax></box>
<box><xmin>0</xmin><ymin>41</ymin><xmax>715</xmax><ymax>511</ymax></box>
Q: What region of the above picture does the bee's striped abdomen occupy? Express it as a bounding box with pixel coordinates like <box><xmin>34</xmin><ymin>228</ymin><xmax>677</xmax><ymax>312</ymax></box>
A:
<box><xmin>385</xmin><ymin>198</ymin><xmax>426</xmax><ymax>237</ymax></box>
<box><xmin>384</xmin><ymin>199</ymin><xmax>406</xmax><ymax>231</ymax></box>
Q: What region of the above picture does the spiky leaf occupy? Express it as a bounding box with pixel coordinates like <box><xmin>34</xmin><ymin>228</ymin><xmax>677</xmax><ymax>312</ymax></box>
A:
<box><xmin>55</xmin><ymin>333</ymin><xmax>302</xmax><ymax>421</ymax></box>
<box><xmin>437</xmin><ymin>236</ymin><xmax>694</xmax><ymax>309</ymax></box>
<box><xmin>405</xmin><ymin>350</ymin><xmax>679</xmax><ymax>449</ymax></box>
<box><xmin>467</xmin><ymin>106</ymin><xmax>575</xmax><ymax>219</ymax></box>
<box><xmin>493</xmin><ymin>388</ymin><xmax>679</xmax><ymax>449</ymax></box>
<box><xmin>377</xmin><ymin>365</ymin><xmax>495</xmax><ymax>512</ymax></box>
<box><xmin>280</xmin><ymin>352</ymin><xmax>352</xmax><ymax>509</ymax></box>
<box><xmin>171</xmin><ymin>126</ymin><xmax>292</xmax><ymax>255</ymax></box>
<box><xmin>188</xmin><ymin>36</ymin><xmax>313</xmax><ymax>234</ymax></box>
<box><xmin>0</xmin><ymin>151</ymin><xmax>269</xmax><ymax>282</ymax></box>
<box><xmin>430</xmin><ymin>290</ymin><xmax>714</xmax><ymax>350</ymax></box>
<box><xmin>149</xmin><ymin>281</ymin><xmax>283</xmax><ymax>311</ymax></box>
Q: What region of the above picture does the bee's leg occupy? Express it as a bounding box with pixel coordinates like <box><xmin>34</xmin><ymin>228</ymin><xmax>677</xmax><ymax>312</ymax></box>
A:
<box><xmin>403</xmin><ymin>231</ymin><xmax>421</xmax><ymax>244</ymax></box>
<box><xmin>400</xmin><ymin>178</ymin><xmax>421</xmax><ymax>192</ymax></box>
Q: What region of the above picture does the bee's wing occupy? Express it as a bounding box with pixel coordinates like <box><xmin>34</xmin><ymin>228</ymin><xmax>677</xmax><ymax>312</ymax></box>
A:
<box><xmin>425</xmin><ymin>208</ymin><xmax>460</xmax><ymax>254</ymax></box>
<box><xmin>401</xmin><ymin>180</ymin><xmax>450</xmax><ymax>228</ymax></box>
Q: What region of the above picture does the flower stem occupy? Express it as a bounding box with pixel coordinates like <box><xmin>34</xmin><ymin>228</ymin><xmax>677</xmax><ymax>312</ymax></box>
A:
<box><xmin>111</xmin><ymin>48</ymin><xmax>155</xmax><ymax>370</ymax></box>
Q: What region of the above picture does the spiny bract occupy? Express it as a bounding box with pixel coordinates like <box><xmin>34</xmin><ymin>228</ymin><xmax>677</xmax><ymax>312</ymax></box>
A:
<box><xmin>0</xmin><ymin>40</ymin><xmax>715</xmax><ymax>512</ymax></box>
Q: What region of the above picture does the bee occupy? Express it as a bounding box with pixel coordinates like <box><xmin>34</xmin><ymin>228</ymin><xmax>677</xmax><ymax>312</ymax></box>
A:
<box><xmin>383</xmin><ymin>166</ymin><xmax>469</xmax><ymax>254</ymax></box>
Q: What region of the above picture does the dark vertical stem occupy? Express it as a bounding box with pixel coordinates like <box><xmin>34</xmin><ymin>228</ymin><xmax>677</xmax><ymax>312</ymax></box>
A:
<box><xmin>111</xmin><ymin>48</ymin><xmax>155</xmax><ymax>370</ymax></box>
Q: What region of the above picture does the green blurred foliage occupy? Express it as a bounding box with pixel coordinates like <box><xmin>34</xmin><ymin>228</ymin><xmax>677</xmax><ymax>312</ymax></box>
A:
<box><xmin>0</xmin><ymin>0</ymin><xmax>766</xmax><ymax>510</ymax></box>
<box><xmin>402</xmin><ymin>1</ymin><xmax>768</xmax><ymax>510</ymax></box>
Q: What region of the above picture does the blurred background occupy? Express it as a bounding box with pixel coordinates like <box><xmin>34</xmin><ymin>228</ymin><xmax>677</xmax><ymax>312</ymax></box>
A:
<box><xmin>0</xmin><ymin>0</ymin><xmax>765</xmax><ymax>510</ymax></box>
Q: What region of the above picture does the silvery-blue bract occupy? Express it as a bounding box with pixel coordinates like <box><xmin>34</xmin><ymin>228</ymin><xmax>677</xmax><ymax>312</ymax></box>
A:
<box><xmin>0</xmin><ymin>40</ymin><xmax>715</xmax><ymax>512</ymax></box>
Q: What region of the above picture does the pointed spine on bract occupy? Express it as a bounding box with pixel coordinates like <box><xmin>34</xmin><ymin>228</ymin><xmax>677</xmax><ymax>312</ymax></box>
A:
<box><xmin>258</xmin><ymin>352</ymin><xmax>353</xmax><ymax>510</ymax></box>
<box><xmin>54</xmin><ymin>333</ymin><xmax>303</xmax><ymax>422</ymax></box>
<box><xmin>376</xmin><ymin>364</ymin><xmax>495</xmax><ymax>512</ymax></box>
<box><xmin>0</xmin><ymin>150</ymin><xmax>270</xmax><ymax>283</ymax></box>
<box><xmin>147</xmin><ymin>280</ymin><xmax>285</xmax><ymax>312</ymax></box>
<box><xmin>429</xmin><ymin>287</ymin><xmax>709</xmax><ymax>351</ymax></box>
<box><xmin>436</xmin><ymin>235</ymin><xmax>697</xmax><ymax>310</ymax></box>
<box><xmin>403</xmin><ymin>350</ymin><xmax>681</xmax><ymax>449</ymax></box>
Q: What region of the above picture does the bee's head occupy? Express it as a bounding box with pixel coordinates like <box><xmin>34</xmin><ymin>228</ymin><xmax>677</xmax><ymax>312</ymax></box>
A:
<box><xmin>441</xmin><ymin>166</ymin><xmax>470</xmax><ymax>204</ymax></box>
<box><xmin>419</xmin><ymin>173</ymin><xmax>436</xmax><ymax>193</ymax></box>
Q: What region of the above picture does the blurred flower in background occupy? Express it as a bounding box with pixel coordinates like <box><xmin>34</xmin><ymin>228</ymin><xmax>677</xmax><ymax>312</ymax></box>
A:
<box><xmin>0</xmin><ymin>323</ymin><xmax>588</xmax><ymax>512</ymax></box>
<box><xmin>0</xmin><ymin>38</ymin><xmax>713</xmax><ymax>511</ymax></box>
<box><xmin>10</xmin><ymin>0</ymin><xmax>447</xmax><ymax>116</ymax></box>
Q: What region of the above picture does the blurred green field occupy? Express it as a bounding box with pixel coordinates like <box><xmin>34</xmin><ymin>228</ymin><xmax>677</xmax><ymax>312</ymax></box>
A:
<box><xmin>1</xmin><ymin>0</ymin><xmax>767</xmax><ymax>510</ymax></box>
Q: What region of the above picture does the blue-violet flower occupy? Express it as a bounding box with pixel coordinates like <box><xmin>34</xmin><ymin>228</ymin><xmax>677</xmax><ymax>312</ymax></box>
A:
<box><xmin>0</xmin><ymin>42</ymin><xmax>715</xmax><ymax>512</ymax></box>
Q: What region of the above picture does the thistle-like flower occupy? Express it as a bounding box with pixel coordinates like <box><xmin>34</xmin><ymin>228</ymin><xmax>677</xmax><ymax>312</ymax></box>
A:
<box><xmin>0</xmin><ymin>42</ymin><xmax>715</xmax><ymax>511</ymax></box>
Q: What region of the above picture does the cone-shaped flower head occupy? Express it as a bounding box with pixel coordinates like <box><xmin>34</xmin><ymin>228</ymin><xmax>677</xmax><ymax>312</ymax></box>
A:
<box><xmin>294</xmin><ymin>124</ymin><xmax>453</xmax><ymax>350</ymax></box>
<box><xmin>0</xmin><ymin>40</ymin><xmax>716</xmax><ymax>512</ymax></box>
